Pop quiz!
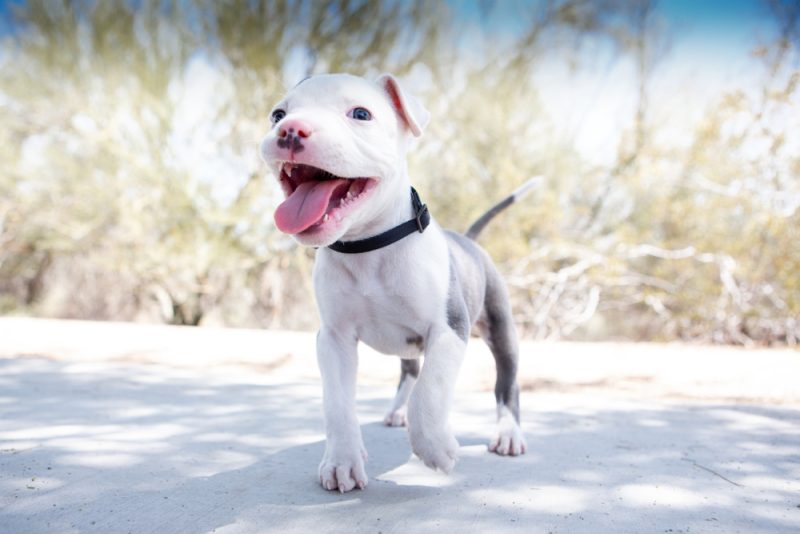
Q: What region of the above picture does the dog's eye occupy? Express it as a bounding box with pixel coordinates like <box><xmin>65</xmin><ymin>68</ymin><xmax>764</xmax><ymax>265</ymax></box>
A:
<box><xmin>349</xmin><ymin>107</ymin><xmax>372</xmax><ymax>121</ymax></box>
<box><xmin>271</xmin><ymin>109</ymin><xmax>286</xmax><ymax>124</ymax></box>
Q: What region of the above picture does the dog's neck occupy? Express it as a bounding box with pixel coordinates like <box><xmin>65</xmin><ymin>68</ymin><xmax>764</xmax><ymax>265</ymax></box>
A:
<box><xmin>328</xmin><ymin>186</ymin><xmax>428</xmax><ymax>254</ymax></box>
<box><xmin>338</xmin><ymin>169</ymin><xmax>415</xmax><ymax>242</ymax></box>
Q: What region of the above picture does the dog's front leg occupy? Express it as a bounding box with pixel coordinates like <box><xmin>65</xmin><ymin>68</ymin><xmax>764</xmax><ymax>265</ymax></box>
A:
<box><xmin>406</xmin><ymin>326</ymin><xmax>466</xmax><ymax>473</ymax></box>
<box><xmin>317</xmin><ymin>327</ymin><xmax>367</xmax><ymax>493</ymax></box>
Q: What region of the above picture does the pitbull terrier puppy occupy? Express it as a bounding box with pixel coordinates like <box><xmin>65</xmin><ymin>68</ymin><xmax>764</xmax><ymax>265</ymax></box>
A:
<box><xmin>260</xmin><ymin>73</ymin><xmax>533</xmax><ymax>493</ymax></box>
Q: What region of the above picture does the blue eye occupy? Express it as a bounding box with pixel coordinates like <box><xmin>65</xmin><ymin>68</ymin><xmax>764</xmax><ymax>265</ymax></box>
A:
<box><xmin>271</xmin><ymin>109</ymin><xmax>286</xmax><ymax>124</ymax></box>
<box><xmin>349</xmin><ymin>107</ymin><xmax>372</xmax><ymax>121</ymax></box>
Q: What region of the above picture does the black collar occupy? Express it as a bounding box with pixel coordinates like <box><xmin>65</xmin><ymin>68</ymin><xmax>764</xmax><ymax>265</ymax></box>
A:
<box><xmin>327</xmin><ymin>187</ymin><xmax>430</xmax><ymax>254</ymax></box>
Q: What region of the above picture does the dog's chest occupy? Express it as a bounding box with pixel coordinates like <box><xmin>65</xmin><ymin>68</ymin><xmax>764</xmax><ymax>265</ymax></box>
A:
<box><xmin>352</xmin><ymin>293</ymin><xmax>427</xmax><ymax>357</ymax></box>
<box><xmin>314</xmin><ymin>238</ymin><xmax>449</xmax><ymax>356</ymax></box>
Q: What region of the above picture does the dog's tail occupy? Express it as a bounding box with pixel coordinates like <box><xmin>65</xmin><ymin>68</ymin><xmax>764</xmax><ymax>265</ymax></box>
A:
<box><xmin>464</xmin><ymin>176</ymin><xmax>543</xmax><ymax>240</ymax></box>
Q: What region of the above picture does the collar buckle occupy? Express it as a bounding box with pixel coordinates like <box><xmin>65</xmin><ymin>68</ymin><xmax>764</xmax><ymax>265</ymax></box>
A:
<box><xmin>414</xmin><ymin>203</ymin><xmax>429</xmax><ymax>233</ymax></box>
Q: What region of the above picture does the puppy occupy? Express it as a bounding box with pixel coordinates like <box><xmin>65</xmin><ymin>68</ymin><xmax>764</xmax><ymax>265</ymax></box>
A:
<box><xmin>260</xmin><ymin>73</ymin><xmax>534</xmax><ymax>493</ymax></box>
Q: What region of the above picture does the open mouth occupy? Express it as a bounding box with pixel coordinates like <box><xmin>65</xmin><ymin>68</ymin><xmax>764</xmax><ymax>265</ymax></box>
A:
<box><xmin>274</xmin><ymin>163</ymin><xmax>377</xmax><ymax>235</ymax></box>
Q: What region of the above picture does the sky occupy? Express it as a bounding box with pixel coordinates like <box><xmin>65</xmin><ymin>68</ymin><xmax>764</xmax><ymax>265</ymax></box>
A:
<box><xmin>453</xmin><ymin>0</ymin><xmax>782</xmax><ymax>165</ymax></box>
<box><xmin>1</xmin><ymin>0</ymin><xmax>789</xmax><ymax>170</ymax></box>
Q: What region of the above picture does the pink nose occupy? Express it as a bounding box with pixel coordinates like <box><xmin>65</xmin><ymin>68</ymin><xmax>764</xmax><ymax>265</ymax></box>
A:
<box><xmin>278</xmin><ymin>119</ymin><xmax>313</xmax><ymax>140</ymax></box>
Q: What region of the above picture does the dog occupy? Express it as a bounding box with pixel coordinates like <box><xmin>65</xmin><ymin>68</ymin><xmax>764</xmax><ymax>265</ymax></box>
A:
<box><xmin>260</xmin><ymin>73</ymin><xmax>536</xmax><ymax>493</ymax></box>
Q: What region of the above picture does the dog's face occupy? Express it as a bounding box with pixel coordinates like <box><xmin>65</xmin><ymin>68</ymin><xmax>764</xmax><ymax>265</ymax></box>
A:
<box><xmin>260</xmin><ymin>73</ymin><xmax>430</xmax><ymax>247</ymax></box>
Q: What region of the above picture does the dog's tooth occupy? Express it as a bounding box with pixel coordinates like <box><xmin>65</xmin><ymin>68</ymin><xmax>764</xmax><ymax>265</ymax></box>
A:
<box><xmin>284</xmin><ymin>163</ymin><xmax>294</xmax><ymax>177</ymax></box>
<box><xmin>322</xmin><ymin>214</ymin><xmax>329</xmax><ymax>222</ymax></box>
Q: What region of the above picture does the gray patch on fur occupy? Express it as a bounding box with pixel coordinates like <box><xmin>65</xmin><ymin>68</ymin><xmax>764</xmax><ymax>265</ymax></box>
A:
<box><xmin>444</xmin><ymin>231</ymin><xmax>486</xmax><ymax>324</ymax></box>
<box><xmin>406</xmin><ymin>335</ymin><xmax>423</xmax><ymax>350</ymax></box>
<box><xmin>445</xmin><ymin>230</ymin><xmax>521</xmax><ymax>422</ymax></box>
<box><xmin>445</xmin><ymin>254</ymin><xmax>470</xmax><ymax>342</ymax></box>
<box><xmin>391</xmin><ymin>229</ymin><xmax>522</xmax><ymax>424</ymax></box>
<box><xmin>399</xmin><ymin>358</ymin><xmax>420</xmax><ymax>384</ymax></box>
<box><xmin>482</xmin><ymin>260</ymin><xmax>521</xmax><ymax>422</ymax></box>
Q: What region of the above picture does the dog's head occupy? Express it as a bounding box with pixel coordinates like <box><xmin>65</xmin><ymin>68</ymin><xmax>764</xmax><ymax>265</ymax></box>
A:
<box><xmin>260</xmin><ymin>73</ymin><xmax>429</xmax><ymax>247</ymax></box>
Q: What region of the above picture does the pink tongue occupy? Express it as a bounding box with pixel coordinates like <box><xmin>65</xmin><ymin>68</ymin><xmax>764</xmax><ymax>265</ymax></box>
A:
<box><xmin>274</xmin><ymin>179</ymin><xmax>349</xmax><ymax>234</ymax></box>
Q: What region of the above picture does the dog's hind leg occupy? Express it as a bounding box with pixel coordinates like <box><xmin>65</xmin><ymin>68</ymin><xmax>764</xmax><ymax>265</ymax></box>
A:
<box><xmin>480</xmin><ymin>268</ymin><xmax>527</xmax><ymax>456</ymax></box>
<box><xmin>384</xmin><ymin>358</ymin><xmax>419</xmax><ymax>427</ymax></box>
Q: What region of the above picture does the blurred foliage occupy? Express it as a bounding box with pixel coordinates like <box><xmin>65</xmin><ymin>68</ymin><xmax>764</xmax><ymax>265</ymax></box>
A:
<box><xmin>0</xmin><ymin>0</ymin><xmax>797</xmax><ymax>345</ymax></box>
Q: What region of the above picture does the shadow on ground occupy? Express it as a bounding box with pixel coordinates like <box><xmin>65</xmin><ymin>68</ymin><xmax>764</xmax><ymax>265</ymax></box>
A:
<box><xmin>1</xmin><ymin>357</ymin><xmax>798</xmax><ymax>533</ymax></box>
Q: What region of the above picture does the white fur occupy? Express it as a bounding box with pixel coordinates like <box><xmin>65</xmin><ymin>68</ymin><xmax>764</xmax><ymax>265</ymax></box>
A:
<box><xmin>384</xmin><ymin>372</ymin><xmax>415</xmax><ymax>427</ymax></box>
<box><xmin>489</xmin><ymin>404</ymin><xmax>528</xmax><ymax>456</ymax></box>
<box><xmin>260</xmin><ymin>73</ymin><xmax>515</xmax><ymax>493</ymax></box>
<box><xmin>260</xmin><ymin>74</ymin><xmax>422</xmax><ymax>248</ymax></box>
<box><xmin>313</xmin><ymin>223</ymin><xmax>462</xmax><ymax>479</ymax></box>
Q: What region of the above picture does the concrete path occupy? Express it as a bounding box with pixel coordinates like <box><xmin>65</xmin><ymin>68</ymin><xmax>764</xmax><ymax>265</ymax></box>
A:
<box><xmin>1</xmin><ymin>318</ymin><xmax>798</xmax><ymax>533</ymax></box>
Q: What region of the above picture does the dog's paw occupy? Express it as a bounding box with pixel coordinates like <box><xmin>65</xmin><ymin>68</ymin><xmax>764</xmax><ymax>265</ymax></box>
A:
<box><xmin>383</xmin><ymin>406</ymin><xmax>407</xmax><ymax>427</ymax></box>
<box><xmin>319</xmin><ymin>446</ymin><xmax>368</xmax><ymax>493</ymax></box>
<box><xmin>409</xmin><ymin>426</ymin><xmax>459</xmax><ymax>473</ymax></box>
<box><xmin>489</xmin><ymin>417</ymin><xmax>527</xmax><ymax>456</ymax></box>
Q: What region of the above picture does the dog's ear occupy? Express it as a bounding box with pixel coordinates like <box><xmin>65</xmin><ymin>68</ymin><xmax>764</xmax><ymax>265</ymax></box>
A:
<box><xmin>377</xmin><ymin>74</ymin><xmax>430</xmax><ymax>137</ymax></box>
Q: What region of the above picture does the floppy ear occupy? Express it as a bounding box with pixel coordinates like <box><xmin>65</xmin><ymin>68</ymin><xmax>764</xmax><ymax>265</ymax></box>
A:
<box><xmin>377</xmin><ymin>73</ymin><xmax>430</xmax><ymax>137</ymax></box>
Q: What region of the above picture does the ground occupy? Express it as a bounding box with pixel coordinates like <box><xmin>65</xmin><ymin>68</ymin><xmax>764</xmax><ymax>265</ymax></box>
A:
<box><xmin>0</xmin><ymin>317</ymin><xmax>798</xmax><ymax>533</ymax></box>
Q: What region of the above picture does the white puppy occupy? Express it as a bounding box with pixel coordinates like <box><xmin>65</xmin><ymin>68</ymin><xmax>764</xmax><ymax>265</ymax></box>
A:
<box><xmin>260</xmin><ymin>73</ymin><xmax>532</xmax><ymax>493</ymax></box>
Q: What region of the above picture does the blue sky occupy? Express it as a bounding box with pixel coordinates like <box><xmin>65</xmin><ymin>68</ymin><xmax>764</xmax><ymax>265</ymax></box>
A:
<box><xmin>452</xmin><ymin>0</ymin><xmax>782</xmax><ymax>165</ymax></box>
<box><xmin>2</xmin><ymin>0</ymin><xmax>785</xmax><ymax>166</ymax></box>
<box><xmin>659</xmin><ymin>0</ymin><xmax>771</xmax><ymax>34</ymax></box>
<box><xmin>455</xmin><ymin>0</ymin><xmax>775</xmax><ymax>39</ymax></box>
<box><xmin>1</xmin><ymin>0</ymin><xmax>779</xmax><ymax>58</ymax></box>
<box><xmin>659</xmin><ymin>0</ymin><xmax>776</xmax><ymax>64</ymax></box>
